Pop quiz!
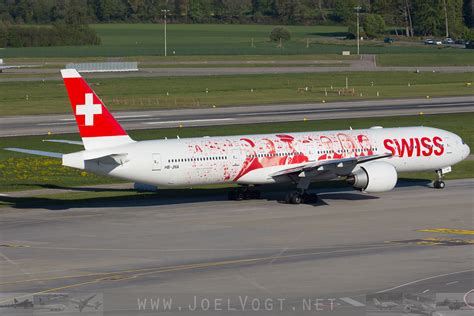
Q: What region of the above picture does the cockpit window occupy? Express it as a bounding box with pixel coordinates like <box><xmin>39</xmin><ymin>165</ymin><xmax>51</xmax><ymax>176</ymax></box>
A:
<box><xmin>461</xmin><ymin>138</ymin><xmax>465</xmax><ymax>145</ymax></box>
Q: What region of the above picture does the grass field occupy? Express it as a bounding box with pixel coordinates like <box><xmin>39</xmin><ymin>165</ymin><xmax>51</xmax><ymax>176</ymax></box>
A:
<box><xmin>0</xmin><ymin>72</ymin><xmax>472</xmax><ymax>116</ymax></box>
<box><xmin>1</xmin><ymin>112</ymin><xmax>472</xmax><ymax>194</ymax></box>
<box><xmin>0</xmin><ymin>24</ymin><xmax>463</xmax><ymax>58</ymax></box>
<box><xmin>377</xmin><ymin>52</ymin><xmax>474</xmax><ymax>66</ymax></box>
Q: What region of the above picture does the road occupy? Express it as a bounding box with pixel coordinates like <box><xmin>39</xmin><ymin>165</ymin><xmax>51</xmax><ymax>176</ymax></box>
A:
<box><xmin>0</xmin><ymin>179</ymin><xmax>472</xmax><ymax>315</ymax></box>
<box><xmin>1</xmin><ymin>96</ymin><xmax>473</xmax><ymax>137</ymax></box>
<box><xmin>1</xmin><ymin>54</ymin><xmax>473</xmax><ymax>82</ymax></box>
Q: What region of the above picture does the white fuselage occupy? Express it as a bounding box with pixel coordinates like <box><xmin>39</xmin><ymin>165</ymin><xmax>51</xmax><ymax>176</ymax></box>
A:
<box><xmin>63</xmin><ymin>126</ymin><xmax>470</xmax><ymax>187</ymax></box>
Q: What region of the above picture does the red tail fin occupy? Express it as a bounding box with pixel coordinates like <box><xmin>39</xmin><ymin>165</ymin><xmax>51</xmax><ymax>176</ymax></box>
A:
<box><xmin>61</xmin><ymin>69</ymin><xmax>133</xmax><ymax>150</ymax></box>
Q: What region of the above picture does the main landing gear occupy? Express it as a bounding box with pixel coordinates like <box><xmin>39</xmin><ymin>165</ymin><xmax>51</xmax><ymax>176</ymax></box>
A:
<box><xmin>228</xmin><ymin>186</ymin><xmax>261</xmax><ymax>201</ymax></box>
<box><xmin>285</xmin><ymin>190</ymin><xmax>318</xmax><ymax>205</ymax></box>
<box><xmin>433</xmin><ymin>169</ymin><xmax>446</xmax><ymax>189</ymax></box>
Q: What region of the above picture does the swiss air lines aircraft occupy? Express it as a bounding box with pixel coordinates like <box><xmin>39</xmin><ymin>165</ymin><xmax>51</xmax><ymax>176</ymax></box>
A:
<box><xmin>6</xmin><ymin>70</ymin><xmax>470</xmax><ymax>204</ymax></box>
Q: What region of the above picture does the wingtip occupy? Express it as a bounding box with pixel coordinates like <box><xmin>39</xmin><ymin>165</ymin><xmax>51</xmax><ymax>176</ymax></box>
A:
<box><xmin>60</xmin><ymin>68</ymin><xmax>81</xmax><ymax>78</ymax></box>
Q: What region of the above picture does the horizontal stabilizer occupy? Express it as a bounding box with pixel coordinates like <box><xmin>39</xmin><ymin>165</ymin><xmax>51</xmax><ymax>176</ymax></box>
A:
<box><xmin>4</xmin><ymin>148</ymin><xmax>63</xmax><ymax>158</ymax></box>
<box><xmin>42</xmin><ymin>139</ymin><xmax>83</xmax><ymax>145</ymax></box>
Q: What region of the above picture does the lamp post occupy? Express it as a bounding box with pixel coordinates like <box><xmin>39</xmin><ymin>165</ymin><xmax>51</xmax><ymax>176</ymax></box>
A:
<box><xmin>161</xmin><ymin>9</ymin><xmax>170</xmax><ymax>56</ymax></box>
<box><xmin>354</xmin><ymin>6</ymin><xmax>362</xmax><ymax>56</ymax></box>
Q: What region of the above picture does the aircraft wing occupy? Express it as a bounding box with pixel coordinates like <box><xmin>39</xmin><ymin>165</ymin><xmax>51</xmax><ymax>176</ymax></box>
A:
<box><xmin>4</xmin><ymin>148</ymin><xmax>63</xmax><ymax>158</ymax></box>
<box><xmin>271</xmin><ymin>153</ymin><xmax>392</xmax><ymax>179</ymax></box>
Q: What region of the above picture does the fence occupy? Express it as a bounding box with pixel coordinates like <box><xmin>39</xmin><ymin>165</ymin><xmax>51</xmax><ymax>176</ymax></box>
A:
<box><xmin>65</xmin><ymin>62</ymin><xmax>138</xmax><ymax>73</ymax></box>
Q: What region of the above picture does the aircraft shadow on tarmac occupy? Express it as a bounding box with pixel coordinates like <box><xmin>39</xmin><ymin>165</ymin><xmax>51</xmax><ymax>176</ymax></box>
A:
<box><xmin>0</xmin><ymin>179</ymin><xmax>431</xmax><ymax>211</ymax></box>
<box><xmin>0</xmin><ymin>188</ymin><xmax>378</xmax><ymax>211</ymax></box>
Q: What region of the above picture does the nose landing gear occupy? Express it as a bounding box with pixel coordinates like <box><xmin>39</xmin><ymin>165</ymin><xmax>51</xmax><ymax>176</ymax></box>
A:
<box><xmin>433</xmin><ymin>169</ymin><xmax>446</xmax><ymax>189</ymax></box>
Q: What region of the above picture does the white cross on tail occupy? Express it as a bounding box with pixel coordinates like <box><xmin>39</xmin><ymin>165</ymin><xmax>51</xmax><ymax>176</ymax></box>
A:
<box><xmin>76</xmin><ymin>93</ymin><xmax>102</xmax><ymax>126</ymax></box>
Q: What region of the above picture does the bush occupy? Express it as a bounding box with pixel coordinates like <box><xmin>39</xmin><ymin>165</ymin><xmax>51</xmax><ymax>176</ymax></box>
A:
<box><xmin>347</xmin><ymin>21</ymin><xmax>365</xmax><ymax>39</ymax></box>
<box><xmin>269</xmin><ymin>27</ymin><xmax>291</xmax><ymax>42</ymax></box>
<box><xmin>2</xmin><ymin>23</ymin><xmax>101</xmax><ymax>47</ymax></box>
<box><xmin>363</xmin><ymin>14</ymin><xmax>385</xmax><ymax>38</ymax></box>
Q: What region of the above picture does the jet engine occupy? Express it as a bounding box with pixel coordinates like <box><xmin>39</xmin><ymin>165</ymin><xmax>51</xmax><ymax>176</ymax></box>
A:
<box><xmin>347</xmin><ymin>162</ymin><xmax>397</xmax><ymax>193</ymax></box>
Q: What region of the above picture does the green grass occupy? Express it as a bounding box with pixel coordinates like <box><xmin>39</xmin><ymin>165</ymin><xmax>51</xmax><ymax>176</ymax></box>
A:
<box><xmin>0</xmin><ymin>112</ymin><xmax>472</xmax><ymax>193</ymax></box>
<box><xmin>0</xmin><ymin>72</ymin><xmax>472</xmax><ymax>116</ymax></box>
<box><xmin>0</xmin><ymin>24</ymin><xmax>461</xmax><ymax>58</ymax></box>
<box><xmin>378</xmin><ymin>52</ymin><xmax>474</xmax><ymax>66</ymax></box>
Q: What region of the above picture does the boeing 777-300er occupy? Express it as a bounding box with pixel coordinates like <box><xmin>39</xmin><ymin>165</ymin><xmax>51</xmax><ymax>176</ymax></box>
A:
<box><xmin>5</xmin><ymin>69</ymin><xmax>470</xmax><ymax>204</ymax></box>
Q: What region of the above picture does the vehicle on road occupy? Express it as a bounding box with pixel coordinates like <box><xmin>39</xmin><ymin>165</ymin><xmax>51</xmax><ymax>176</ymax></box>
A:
<box><xmin>443</xmin><ymin>38</ymin><xmax>455</xmax><ymax>44</ymax></box>
<box><xmin>5</xmin><ymin>69</ymin><xmax>470</xmax><ymax>204</ymax></box>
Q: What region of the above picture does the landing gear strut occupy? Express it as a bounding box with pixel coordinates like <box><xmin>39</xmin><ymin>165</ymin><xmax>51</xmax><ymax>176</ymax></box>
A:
<box><xmin>433</xmin><ymin>169</ymin><xmax>446</xmax><ymax>189</ymax></box>
<box><xmin>228</xmin><ymin>186</ymin><xmax>261</xmax><ymax>201</ymax></box>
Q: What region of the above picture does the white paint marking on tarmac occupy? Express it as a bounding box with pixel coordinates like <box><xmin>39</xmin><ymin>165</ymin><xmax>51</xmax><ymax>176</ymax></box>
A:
<box><xmin>144</xmin><ymin>118</ymin><xmax>235</xmax><ymax>125</ymax></box>
<box><xmin>446</xmin><ymin>281</ymin><xmax>459</xmax><ymax>285</ymax></box>
<box><xmin>0</xmin><ymin>251</ymin><xmax>36</xmax><ymax>281</ymax></box>
<box><xmin>422</xmin><ymin>289</ymin><xmax>430</xmax><ymax>294</ymax></box>
<box><xmin>237</xmin><ymin>109</ymin><xmax>347</xmax><ymax>116</ymax></box>
<box><xmin>340</xmin><ymin>297</ymin><xmax>365</xmax><ymax>307</ymax></box>
<box><xmin>59</xmin><ymin>114</ymin><xmax>151</xmax><ymax>121</ymax></box>
<box><xmin>39</xmin><ymin>115</ymin><xmax>158</xmax><ymax>126</ymax></box>
<box><xmin>377</xmin><ymin>269</ymin><xmax>474</xmax><ymax>293</ymax></box>
<box><xmin>37</xmin><ymin>122</ymin><xmax>72</xmax><ymax>126</ymax></box>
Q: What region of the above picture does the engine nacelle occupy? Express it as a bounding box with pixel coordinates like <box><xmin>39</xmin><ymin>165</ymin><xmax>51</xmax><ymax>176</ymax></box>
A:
<box><xmin>347</xmin><ymin>162</ymin><xmax>398</xmax><ymax>193</ymax></box>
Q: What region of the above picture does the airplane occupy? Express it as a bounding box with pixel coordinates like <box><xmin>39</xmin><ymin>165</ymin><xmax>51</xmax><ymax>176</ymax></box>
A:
<box><xmin>403</xmin><ymin>297</ymin><xmax>437</xmax><ymax>315</ymax></box>
<box><xmin>4</xmin><ymin>69</ymin><xmax>470</xmax><ymax>204</ymax></box>
<box><xmin>70</xmin><ymin>294</ymin><xmax>102</xmax><ymax>312</ymax></box>
<box><xmin>0</xmin><ymin>59</ymin><xmax>39</xmax><ymax>72</ymax></box>
<box><xmin>35</xmin><ymin>303</ymin><xmax>67</xmax><ymax>312</ymax></box>
<box><xmin>0</xmin><ymin>298</ymin><xmax>34</xmax><ymax>309</ymax></box>
<box><xmin>372</xmin><ymin>297</ymin><xmax>399</xmax><ymax>310</ymax></box>
<box><xmin>438</xmin><ymin>298</ymin><xmax>468</xmax><ymax>310</ymax></box>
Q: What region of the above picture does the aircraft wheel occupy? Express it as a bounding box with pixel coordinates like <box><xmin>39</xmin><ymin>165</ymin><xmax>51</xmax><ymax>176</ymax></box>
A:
<box><xmin>228</xmin><ymin>189</ymin><xmax>245</xmax><ymax>201</ymax></box>
<box><xmin>235</xmin><ymin>190</ymin><xmax>245</xmax><ymax>201</ymax></box>
<box><xmin>290</xmin><ymin>192</ymin><xmax>302</xmax><ymax>205</ymax></box>
<box><xmin>433</xmin><ymin>180</ymin><xmax>446</xmax><ymax>189</ymax></box>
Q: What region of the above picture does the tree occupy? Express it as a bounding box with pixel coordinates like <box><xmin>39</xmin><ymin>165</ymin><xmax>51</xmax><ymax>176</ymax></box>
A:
<box><xmin>275</xmin><ymin>0</ymin><xmax>304</xmax><ymax>24</ymax></box>
<box><xmin>363</xmin><ymin>14</ymin><xmax>386</xmax><ymax>38</ymax></box>
<box><xmin>347</xmin><ymin>21</ymin><xmax>365</xmax><ymax>39</ymax></box>
<box><xmin>463</xmin><ymin>0</ymin><xmax>473</xmax><ymax>27</ymax></box>
<box><xmin>412</xmin><ymin>0</ymin><xmax>443</xmax><ymax>35</ymax></box>
<box><xmin>0</xmin><ymin>23</ymin><xmax>7</xmax><ymax>48</ymax></box>
<box><xmin>97</xmin><ymin>0</ymin><xmax>128</xmax><ymax>21</ymax></box>
<box><xmin>188</xmin><ymin>0</ymin><xmax>212</xmax><ymax>22</ymax></box>
<box><xmin>269</xmin><ymin>26</ymin><xmax>291</xmax><ymax>41</ymax></box>
<box><xmin>332</xmin><ymin>0</ymin><xmax>356</xmax><ymax>22</ymax></box>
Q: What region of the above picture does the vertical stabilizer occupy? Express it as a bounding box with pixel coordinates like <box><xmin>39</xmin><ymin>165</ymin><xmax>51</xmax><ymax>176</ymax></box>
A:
<box><xmin>60</xmin><ymin>69</ymin><xmax>134</xmax><ymax>150</ymax></box>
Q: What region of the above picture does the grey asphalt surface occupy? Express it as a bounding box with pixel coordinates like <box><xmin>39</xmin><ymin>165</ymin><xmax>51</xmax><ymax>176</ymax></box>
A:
<box><xmin>1</xmin><ymin>96</ymin><xmax>473</xmax><ymax>137</ymax></box>
<box><xmin>0</xmin><ymin>179</ymin><xmax>472</xmax><ymax>315</ymax></box>
<box><xmin>1</xmin><ymin>54</ymin><xmax>473</xmax><ymax>82</ymax></box>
